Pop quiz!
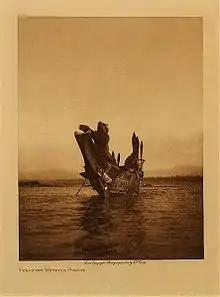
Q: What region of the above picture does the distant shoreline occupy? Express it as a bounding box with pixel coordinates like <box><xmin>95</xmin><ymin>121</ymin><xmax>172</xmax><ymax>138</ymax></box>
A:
<box><xmin>18</xmin><ymin>175</ymin><xmax>203</xmax><ymax>187</ymax></box>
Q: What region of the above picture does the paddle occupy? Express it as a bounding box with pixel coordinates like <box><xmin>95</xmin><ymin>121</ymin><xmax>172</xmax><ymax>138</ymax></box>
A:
<box><xmin>75</xmin><ymin>178</ymin><xmax>87</xmax><ymax>196</ymax></box>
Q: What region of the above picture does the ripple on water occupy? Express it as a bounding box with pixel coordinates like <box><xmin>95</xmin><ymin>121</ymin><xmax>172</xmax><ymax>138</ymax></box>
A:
<box><xmin>19</xmin><ymin>180</ymin><xmax>204</xmax><ymax>260</ymax></box>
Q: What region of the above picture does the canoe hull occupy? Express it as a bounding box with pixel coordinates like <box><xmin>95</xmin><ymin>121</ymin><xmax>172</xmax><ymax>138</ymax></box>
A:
<box><xmin>74</xmin><ymin>131</ymin><xmax>144</xmax><ymax>197</ymax></box>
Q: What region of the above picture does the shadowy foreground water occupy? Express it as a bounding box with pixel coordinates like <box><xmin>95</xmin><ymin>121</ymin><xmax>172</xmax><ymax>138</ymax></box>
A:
<box><xmin>19</xmin><ymin>179</ymin><xmax>203</xmax><ymax>260</ymax></box>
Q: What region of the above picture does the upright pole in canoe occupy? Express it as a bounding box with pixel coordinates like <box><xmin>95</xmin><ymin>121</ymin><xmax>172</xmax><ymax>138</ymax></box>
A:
<box><xmin>117</xmin><ymin>153</ymin><xmax>121</xmax><ymax>166</ymax></box>
<box><xmin>140</xmin><ymin>141</ymin><xmax>143</xmax><ymax>160</ymax></box>
<box><xmin>132</xmin><ymin>132</ymin><xmax>136</xmax><ymax>154</ymax></box>
<box><xmin>136</xmin><ymin>136</ymin><xmax>140</xmax><ymax>158</ymax></box>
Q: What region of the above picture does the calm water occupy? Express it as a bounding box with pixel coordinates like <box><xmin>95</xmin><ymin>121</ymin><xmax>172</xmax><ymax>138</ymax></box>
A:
<box><xmin>19</xmin><ymin>179</ymin><xmax>204</xmax><ymax>260</ymax></box>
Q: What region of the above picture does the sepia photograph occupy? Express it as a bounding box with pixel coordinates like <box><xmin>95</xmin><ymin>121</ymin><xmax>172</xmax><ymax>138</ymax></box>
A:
<box><xmin>18</xmin><ymin>17</ymin><xmax>204</xmax><ymax>261</ymax></box>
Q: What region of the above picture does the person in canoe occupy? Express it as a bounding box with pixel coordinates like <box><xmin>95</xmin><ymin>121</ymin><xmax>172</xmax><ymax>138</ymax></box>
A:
<box><xmin>124</xmin><ymin>152</ymin><xmax>138</xmax><ymax>170</ymax></box>
<box><xmin>79</xmin><ymin>122</ymin><xmax>117</xmax><ymax>165</ymax></box>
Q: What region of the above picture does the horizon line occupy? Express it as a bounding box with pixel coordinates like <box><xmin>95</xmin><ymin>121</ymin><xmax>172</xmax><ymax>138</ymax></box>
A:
<box><xmin>19</xmin><ymin>174</ymin><xmax>203</xmax><ymax>181</ymax></box>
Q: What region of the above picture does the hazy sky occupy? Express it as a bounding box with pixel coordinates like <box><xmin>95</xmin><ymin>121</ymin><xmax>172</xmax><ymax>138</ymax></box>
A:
<box><xmin>18</xmin><ymin>17</ymin><xmax>203</xmax><ymax>179</ymax></box>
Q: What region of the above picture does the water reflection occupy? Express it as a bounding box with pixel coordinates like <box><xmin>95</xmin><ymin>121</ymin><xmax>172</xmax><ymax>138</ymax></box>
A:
<box><xmin>73</xmin><ymin>195</ymin><xmax>114</xmax><ymax>259</ymax></box>
<box><xmin>19</xmin><ymin>180</ymin><xmax>204</xmax><ymax>260</ymax></box>
<box><xmin>73</xmin><ymin>194</ymin><xmax>148</xmax><ymax>260</ymax></box>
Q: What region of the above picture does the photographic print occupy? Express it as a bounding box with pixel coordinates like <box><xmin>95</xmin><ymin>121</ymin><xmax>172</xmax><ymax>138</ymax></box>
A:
<box><xmin>18</xmin><ymin>17</ymin><xmax>203</xmax><ymax>261</ymax></box>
